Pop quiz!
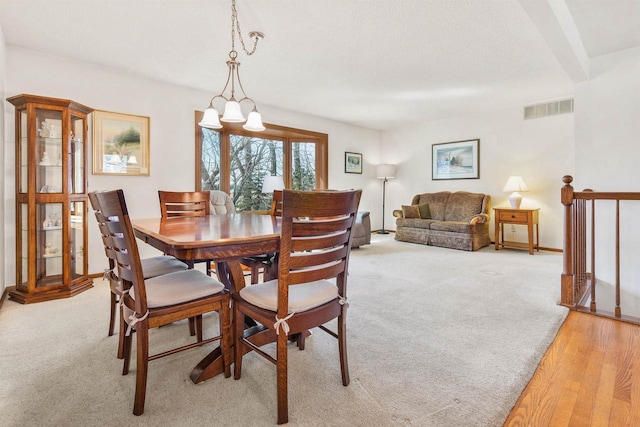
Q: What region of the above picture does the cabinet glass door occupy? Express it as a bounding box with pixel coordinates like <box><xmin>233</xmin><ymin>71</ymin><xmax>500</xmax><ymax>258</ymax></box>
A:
<box><xmin>70</xmin><ymin>115</ymin><xmax>85</xmax><ymax>194</ymax></box>
<box><xmin>36</xmin><ymin>109</ymin><xmax>63</xmax><ymax>194</ymax></box>
<box><xmin>37</xmin><ymin>202</ymin><xmax>64</xmax><ymax>288</ymax></box>
<box><xmin>19</xmin><ymin>110</ymin><xmax>28</xmax><ymax>193</ymax></box>
<box><xmin>70</xmin><ymin>201</ymin><xmax>85</xmax><ymax>280</ymax></box>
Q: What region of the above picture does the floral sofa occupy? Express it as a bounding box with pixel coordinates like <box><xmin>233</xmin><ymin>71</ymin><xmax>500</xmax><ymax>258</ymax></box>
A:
<box><xmin>393</xmin><ymin>191</ymin><xmax>491</xmax><ymax>251</ymax></box>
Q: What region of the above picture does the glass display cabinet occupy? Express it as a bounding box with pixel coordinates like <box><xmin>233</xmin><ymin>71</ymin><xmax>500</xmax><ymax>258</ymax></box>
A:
<box><xmin>8</xmin><ymin>94</ymin><xmax>94</xmax><ymax>303</ymax></box>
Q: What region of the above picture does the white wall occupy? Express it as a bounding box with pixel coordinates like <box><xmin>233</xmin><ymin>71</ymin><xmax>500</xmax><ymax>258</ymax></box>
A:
<box><xmin>3</xmin><ymin>46</ymin><xmax>382</xmax><ymax>282</ymax></box>
<box><xmin>0</xmin><ymin>25</ymin><xmax>6</xmax><ymax>296</ymax></box>
<box><xmin>382</xmin><ymin>105</ymin><xmax>575</xmax><ymax>250</ymax></box>
<box><xmin>574</xmin><ymin>46</ymin><xmax>640</xmax><ymax>310</ymax></box>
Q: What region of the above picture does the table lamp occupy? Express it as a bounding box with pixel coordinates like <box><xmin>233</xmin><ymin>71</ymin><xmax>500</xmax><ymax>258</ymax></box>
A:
<box><xmin>502</xmin><ymin>176</ymin><xmax>528</xmax><ymax>209</ymax></box>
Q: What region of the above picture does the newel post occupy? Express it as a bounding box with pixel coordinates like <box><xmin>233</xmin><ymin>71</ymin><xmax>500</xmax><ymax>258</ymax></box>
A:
<box><xmin>560</xmin><ymin>175</ymin><xmax>575</xmax><ymax>307</ymax></box>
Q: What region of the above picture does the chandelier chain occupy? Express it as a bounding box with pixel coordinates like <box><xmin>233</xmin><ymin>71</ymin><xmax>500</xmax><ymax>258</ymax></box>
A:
<box><xmin>231</xmin><ymin>0</ymin><xmax>261</xmax><ymax>56</ymax></box>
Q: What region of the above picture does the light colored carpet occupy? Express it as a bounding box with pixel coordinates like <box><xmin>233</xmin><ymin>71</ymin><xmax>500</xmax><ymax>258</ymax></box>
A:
<box><xmin>0</xmin><ymin>235</ymin><xmax>568</xmax><ymax>426</ymax></box>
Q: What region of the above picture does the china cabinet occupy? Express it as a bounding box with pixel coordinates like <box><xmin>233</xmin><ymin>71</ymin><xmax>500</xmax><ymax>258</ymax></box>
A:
<box><xmin>8</xmin><ymin>94</ymin><xmax>94</xmax><ymax>303</ymax></box>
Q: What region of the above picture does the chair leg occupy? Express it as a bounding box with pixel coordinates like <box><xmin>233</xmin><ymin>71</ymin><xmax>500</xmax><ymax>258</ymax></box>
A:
<box><xmin>195</xmin><ymin>315</ymin><xmax>203</xmax><ymax>342</ymax></box>
<box><xmin>109</xmin><ymin>292</ymin><xmax>117</xmax><ymax>336</ymax></box>
<box><xmin>338</xmin><ymin>312</ymin><xmax>350</xmax><ymax>386</ymax></box>
<box><xmin>122</xmin><ymin>329</ymin><xmax>133</xmax><ymax>375</ymax></box>
<box><xmin>219</xmin><ymin>300</ymin><xmax>232</xmax><ymax>378</ymax></box>
<box><xmin>188</xmin><ymin>317</ymin><xmax>196</xmax><ymax>336</ymax></box>
<box><xmin>276</xmin><ymin>331</ymin><xmax>289</xmax><ymax>425</ymax></box>
<box><xmin>133</xmin><ymin>324</ymin><xmax>149</xmax><ymax>416</ymax></box>
<box><xmin>250</xmin><ymin>264</ymin><xmax>260</xmax><ymax>284</ymax></box>
<box><xmin>233</xmin><ymin>305</ymin><xmax>244</xmax><ymax>380</ymax></box>
<box><xmin>117</xmin><ymin>304</ymin><xmax>126</xmax><ymax>359</ymax></box>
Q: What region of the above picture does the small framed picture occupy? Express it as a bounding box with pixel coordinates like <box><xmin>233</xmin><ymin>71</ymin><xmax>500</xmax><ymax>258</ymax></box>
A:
<box><xmin>432</xmin><ymin>139</ymin><xmax>480</xmax><ymax>180</ymax></box>
<box><xmin>92</xmin><ymin>110</ymin><xmax>150</xmax><ymax>176</ymax></box>
<box><xmin>345</xmin><ymin>152</ymin><xmax>362</xmax><ymax>174</ymax></box>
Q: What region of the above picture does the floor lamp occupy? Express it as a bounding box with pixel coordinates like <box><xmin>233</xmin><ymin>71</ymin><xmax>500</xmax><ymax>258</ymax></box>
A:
<box><xmin>376</xmin><ymin>164</ymin><xmax>397</xmax><ymax>234</ymax></box>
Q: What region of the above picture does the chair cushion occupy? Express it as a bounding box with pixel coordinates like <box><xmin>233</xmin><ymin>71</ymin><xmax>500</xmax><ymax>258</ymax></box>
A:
<box><xmin>140</xmin><ymin>255</ymin><xmax>188</xmax><ymax>279</ymax></box>
<box><xmin>239</xmin><ymin>279</ymin><xmax>338</xmax><ymax>313</ymax></box>
<box><xmin>134</xmin><ymin>269</ymin><xmax>225</xmax><ymax>308</ymax></box>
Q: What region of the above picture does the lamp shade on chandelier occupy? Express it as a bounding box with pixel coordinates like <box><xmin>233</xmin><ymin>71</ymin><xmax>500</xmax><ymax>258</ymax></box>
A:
<box><xmin>199</xmin><ymin>0</ymin><xmax>265</xmax><ymax>132</ymax></box>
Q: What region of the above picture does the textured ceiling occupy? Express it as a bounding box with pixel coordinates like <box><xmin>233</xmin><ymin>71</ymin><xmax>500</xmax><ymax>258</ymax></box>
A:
<box><xmin>0</xmin><ymin>0</ymin><xmax>638</xmax><ymax>130</ymax></box>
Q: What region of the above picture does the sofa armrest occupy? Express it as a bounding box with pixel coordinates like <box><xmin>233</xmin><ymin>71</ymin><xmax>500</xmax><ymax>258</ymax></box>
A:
<box><xmin>393</xmin><ymin>209</ymin><xmax>403</xmax><ymax>218</ymax></box>
<box><xmin>469</xmin><ymin>213</ymin><xmax>489</xmax><ymax>225</ymax></box>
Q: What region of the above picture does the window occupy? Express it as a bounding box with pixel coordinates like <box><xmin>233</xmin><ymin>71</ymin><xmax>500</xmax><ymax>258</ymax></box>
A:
<box><xmin>195</xmin><ymin>112</ymin><xmax>328</xmax><ymax>212</ymax></box>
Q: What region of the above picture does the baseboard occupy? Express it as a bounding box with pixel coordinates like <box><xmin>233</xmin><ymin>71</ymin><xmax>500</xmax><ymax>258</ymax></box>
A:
<box><xmin>490</xmin><ymin>241</ymin><xmax>562</xmax><ymax>253</ymax></box>
<box><xmin>0</xmin><ymin>286</ymin><xmax>14</xmax><ymax>310</ymax></box>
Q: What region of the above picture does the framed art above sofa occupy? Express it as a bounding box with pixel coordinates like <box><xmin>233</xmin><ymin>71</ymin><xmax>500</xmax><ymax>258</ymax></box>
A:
<box><xmin>432</xmin><ymin>139</ymin><xmax>479</xmax><ymax>180</ymax></box>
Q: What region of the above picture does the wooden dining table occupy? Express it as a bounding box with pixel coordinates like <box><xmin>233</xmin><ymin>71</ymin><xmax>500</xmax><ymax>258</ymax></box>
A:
<box><xmin>132</xmin><ymin>213</ymin><xmax>281</xmax><ymax>383</ymax></box>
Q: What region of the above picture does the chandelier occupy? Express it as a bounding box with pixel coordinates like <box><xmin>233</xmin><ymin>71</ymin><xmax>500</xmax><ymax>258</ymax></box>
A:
<box><xmin>199</xmin><ymin>0</ymin><xmax>265</xmax><ymax>132</ymax></box>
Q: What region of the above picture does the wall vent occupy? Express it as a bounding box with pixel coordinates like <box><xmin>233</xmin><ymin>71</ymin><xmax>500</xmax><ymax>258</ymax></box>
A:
<box><xmin>524</xmin><ymin>98</ymin><xmax>573</xmax><ymax>120</ymax></box>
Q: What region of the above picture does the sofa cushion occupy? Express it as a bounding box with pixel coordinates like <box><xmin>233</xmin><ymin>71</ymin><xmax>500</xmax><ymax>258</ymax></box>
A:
<box><xmin>413</xmin><ymin>192</ymin><xmax>450</xmax><ymax>220</ymax></box>
<box><xmin>395</xmin><ymin>218</ymin><xmax>438</xmax><ymax>229</ymax></box>
<box><xmin>430</xmin><ymin>221</ymin><xmax>477</xmax><ymax>234</ymax></box>
<box><xmin>444</xmin><ymin>192</ymin><xmax>485</xmax><ymax>222</ymax></box>
<box><xmin>402</xmin><ymin>205</ymin><xmax>421</xmax><ymax>218</ymax></box>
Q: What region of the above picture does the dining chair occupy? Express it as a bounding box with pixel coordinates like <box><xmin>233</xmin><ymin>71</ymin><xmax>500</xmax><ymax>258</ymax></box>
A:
<box><xmin>240</xmin><ymin>189</ymin><xmax>283</xmax><ymax>284</ymax></box>
<box><xmin>232</xmin><ymin>189</ymin><xmax>362</xmax><ymax>424</ymax></box>
<box><xmin>158</xmin><ymin>190</ymin><xmax>210</xmax><ymax>217</ymax></box>
<box><xmin>89</xmin><ymin>192</ymin><xmax>190</xmax><ymax>360</ymax></box>
<box><xmin>158</xmin><ymin>190</ymin><xmax>214</xmax><ymax>275</ymax></box>
<box><xmin>94</xmin><ymin>189</ymin><xmax>232</xmax><ymax>416</ymax></box>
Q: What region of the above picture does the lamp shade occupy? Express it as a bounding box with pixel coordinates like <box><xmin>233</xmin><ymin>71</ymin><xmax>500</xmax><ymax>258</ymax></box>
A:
<box><xmin>503</xmin><ymin>176</ymin><xmax>528</xmax><ymax>209</ymax></box>
<box><xmin>243</xmin><ymin>110</ymin><xmax>265</xmax><ymax>132</ymax></box>
<box><xmin>199</xmin><ymin>107</ymin><xmax>223</xmax><ymax>129</ymax></box>
<box><xmin>262</xmin><ymin>175</ymin><xmax>284</xmax><ymax>193</ymax></box>
<box><xmin>502</xmin><ymin>176</ymin><xmax>528</xmax><ymax>192</ymax></box>
<box><xmin>221</xmin><ymin>100</ymin><xmax>245</xmax><ymax>123</ymax></box>
<box><xmin>127</xmin><ymin>155</ymin><xmax>138</xmax><ymax>165</ymax></box>
<box><xmin>376</xmin><ymin>164</ymin><xmax>397</xmax><ymax>179</ymax></box>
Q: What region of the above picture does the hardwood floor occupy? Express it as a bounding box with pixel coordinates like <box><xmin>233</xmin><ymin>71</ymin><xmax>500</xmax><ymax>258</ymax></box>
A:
<box><xmin>504</xmin><ymin>310</ymin><xmax>640</xmax><ymax>426</ymax></box>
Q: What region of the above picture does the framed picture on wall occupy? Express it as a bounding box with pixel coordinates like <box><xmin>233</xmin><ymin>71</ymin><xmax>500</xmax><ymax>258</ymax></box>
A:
<box><xmin>345</xmin><ymin>152</ymin><xmax>363</xmax><ymax>174</ymax></box>
<box><xmin>432</xmin><ymin>139</ymin><xmax>479</xmax><ymax>180</ymax></box>
<box><xmin>92</xmin><ymin>110</ymin><xmax>150</xmax><ymax>176</ymax></box>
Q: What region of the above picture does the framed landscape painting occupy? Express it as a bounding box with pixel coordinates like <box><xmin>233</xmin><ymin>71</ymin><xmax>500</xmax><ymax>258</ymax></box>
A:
<box><xmin>345</xmin><ymin>152</ymin><xmax>362</xmax><ymax>174</ymax></box>
<box><xmin>432</xmin><ymin>139</ymin><xmax>479</xmax><ymax>180</ymax></box>
<box><xmin>92</xmin><ymin>110</ymin><xmax>150</xmax><ymax>175</ymax></box>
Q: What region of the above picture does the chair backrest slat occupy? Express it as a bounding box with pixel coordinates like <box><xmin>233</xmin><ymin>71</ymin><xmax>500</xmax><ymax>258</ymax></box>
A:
<box><xmin>159</xmin><ymin>191</ymin><xmax>210</xmax><ymax>218</ymax></box>
<box><xmin>270</xmin><ymin>190</ymin><xmax>283</xmax><ymax>217</ymax></box>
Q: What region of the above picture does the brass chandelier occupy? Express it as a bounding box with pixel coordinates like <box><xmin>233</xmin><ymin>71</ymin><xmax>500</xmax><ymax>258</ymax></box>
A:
<box><xmin>199</xmin><ymin>0</ymin><xmax>265</xmax><ymax>132</ymax></box>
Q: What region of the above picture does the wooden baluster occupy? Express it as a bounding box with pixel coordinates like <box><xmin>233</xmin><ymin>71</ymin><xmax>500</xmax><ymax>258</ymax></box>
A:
<box><xmin>590</xmin><ymin>196</ymin><xmax>596</xmax><ymax>312</ymax></box>
<box><xmin>561</xmin><ymin>176</ymin><xmax>575</xmax><ymax>307</ymax></box>
<box><xmin>615</xmin><ymin>200</ymin><xmax>621</xmax><ymax>318</ymax></box>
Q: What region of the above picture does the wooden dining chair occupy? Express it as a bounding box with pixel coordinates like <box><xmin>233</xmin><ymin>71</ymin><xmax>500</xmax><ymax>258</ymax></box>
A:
<box><xmin>158</xmin><ymin>190</ymin><xmax>215</xmax><ymax>275</ymax></box>
<box><xmin>89</xmin><ymin>192</ymin><xmax>190</xmax><ymax>359</ymax></box>
<box><xmin>232</xmin><ymin>189</ymin><xmax>362</xmax><ymax>424</ymax></box>
<box><xmin>94</xmin><ymin>189</ymin><xmax>232</xmax><ymax>416</ymax></box>
<box><xmin>240</xmin><ymin>189</ymin><xmax>283</xmax><ymax>284</ymax></box>
<box><xmin>158</xmin><ymin>190</ymin><xmax>210</xmax><ymax>217</ymax></box>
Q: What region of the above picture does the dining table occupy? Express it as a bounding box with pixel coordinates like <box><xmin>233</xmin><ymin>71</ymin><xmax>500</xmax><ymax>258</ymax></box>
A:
<box><xmin>132</xmin><ymin>213</ymin><xmax>281</xmax><ymax>383</ymax></box>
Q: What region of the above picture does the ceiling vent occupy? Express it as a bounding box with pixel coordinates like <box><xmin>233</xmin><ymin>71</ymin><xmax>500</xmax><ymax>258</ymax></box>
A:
<box><xmin>524</xmin><ymin>98</ymin><xmax>573</xmax><ymax>120</ymax></box>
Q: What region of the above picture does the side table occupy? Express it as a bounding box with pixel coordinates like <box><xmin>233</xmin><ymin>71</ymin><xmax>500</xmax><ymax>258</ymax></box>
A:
<box><xmin>494</xmin><ymin>208</ymin><xmax>540</xmax><ymax>255</ymax></box>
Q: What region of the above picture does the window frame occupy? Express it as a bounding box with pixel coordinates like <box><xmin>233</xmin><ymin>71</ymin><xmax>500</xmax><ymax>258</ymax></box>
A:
<box><xmin>194</xmin><ymin>111</ymin><xmax>328</xmax><ymax>193</ymax></box>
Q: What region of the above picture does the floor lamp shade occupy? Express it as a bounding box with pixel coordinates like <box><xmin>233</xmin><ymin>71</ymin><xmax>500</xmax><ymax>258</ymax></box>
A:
<box><xmin>377</xmin><ymin>164</ymin><xmax>397</xmax><ymax>234</ymax></box>
<box><xmin>376</xmin><ymin>164</ymin><xmax>397</xmax><ymax>179</ymax></box>
<box><xmin>262</xmin><ymin>175</ymin><xmax>285</xmax><ymax>193</ymax></box>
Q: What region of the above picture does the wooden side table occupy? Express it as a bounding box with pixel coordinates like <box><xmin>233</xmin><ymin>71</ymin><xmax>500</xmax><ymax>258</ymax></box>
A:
<box><xmin>494</xmin><ymin>208</ymin><xmax>540</xmax><ymax>255</ymax></box>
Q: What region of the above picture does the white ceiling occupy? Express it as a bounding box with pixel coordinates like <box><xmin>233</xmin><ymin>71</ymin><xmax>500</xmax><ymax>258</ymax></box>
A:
<box><xmin>1</xmin><ymin>0</ymin><xmax>639</xmax><ymax>131</ymax></box>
